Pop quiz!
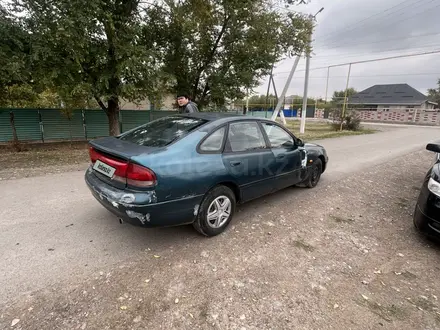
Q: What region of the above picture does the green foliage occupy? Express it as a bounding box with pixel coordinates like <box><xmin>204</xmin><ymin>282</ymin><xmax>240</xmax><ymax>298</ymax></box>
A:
<box><xmin>236</xmin><ymin>94</ymin><xmax>322</xmax><ymax>109</ymax></box>
<box><xmin>0</xmin><ymin>4</ymin><xmax>34</xmax><ymax>106</ymax></box>
<box><xmin>153</xmin><ymin>0</ymin><xmax>311</xmax><ymax>108</ymax></box>
<box><xmin>331</xmin><ymin>110</ymin><xmax>362</xmax><ymax>131</ymax></box>
<box><xmin>331</xmin><ymin>88</ymin><xmax>358</xmax><ymax>104</ymax></box>
<box><xmin>13</xmin><ymin>0</ymin><xmax>165</xmax><ymax>134</ymax></box>
<box><xmin>427</xmin><ymin>79</ymin><xmax>440</xmax><ymax>108</ymax></box>
<box><xmin>8</xmin><ymin>0</ymin><xmax>311</xmax><ymax>134</ymax></box>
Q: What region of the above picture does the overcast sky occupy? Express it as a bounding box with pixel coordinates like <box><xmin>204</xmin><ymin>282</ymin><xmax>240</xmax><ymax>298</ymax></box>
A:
<box><xmin>256</xmin><ymin>0</ymin><xmax>440</xmax><ymax>101</ymax></box>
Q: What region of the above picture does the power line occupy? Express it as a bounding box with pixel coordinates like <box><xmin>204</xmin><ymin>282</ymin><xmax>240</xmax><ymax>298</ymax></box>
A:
<box><xmin>314</xmin><ymin>31</ymin><xmax>440</xmax><ymax>52</ymax></box>
<box><xmin>273</xmin><ymin>72</ymin><xmax>440</xmax><ymax>78</ymax></box>
<box><xmin>272</xmin><ymin>49</ymin><xmax>440</xmax><ymax>75</ymax></box>
<box><xmin>356</xmin><ymin>2</ymin><xmax>440</xmax><ymax>42</ymax></box>
<box><xmin>323</xmin><ymin>48</ymin><xmax>440</xmax><ymax>67</ymax></box>
<box><xmin>319</xmin><ymin>1</ymin><xmax>440</xmax><ymax>49</ymax></box>
<box><xmin>316</xmin><ymin>0</ymin><xmax>426</xmax><ymax>43</ymax></box>
<box><xmin>275</xmin><ymin>45</ymin><xmax>440</xmax><ymax>73</ymax></box>
<box><xmin>307</xmin><ymin>44</ymin><xmax>440</xmax><ymax>63</ymax></box>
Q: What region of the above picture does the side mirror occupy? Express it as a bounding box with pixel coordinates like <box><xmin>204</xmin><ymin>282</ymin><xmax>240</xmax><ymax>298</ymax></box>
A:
<box><xmin>296</xmin><ymin>138</ymin><xmax>304</xmax><ymax>147</ymax></box>
<box><xmin>427</xmin><ymin>143</ymin><xmax>440</xmax><ymax>153</ymax></box>
<box><xmin>282</xmin><ymin>140</ymin><xmax>295</xmax><ymax>148</ymax></box>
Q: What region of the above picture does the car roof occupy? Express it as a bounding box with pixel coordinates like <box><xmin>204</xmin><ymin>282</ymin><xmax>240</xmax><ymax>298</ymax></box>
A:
<box><xmin>179</xmin><ymin>112</ymin><xmax>273</xmax><ymax>130</ymax></box>
<box><xmin>181</xmin><ymin>112</ymin><xmax>244</xmax><ymax>121</ymax></box>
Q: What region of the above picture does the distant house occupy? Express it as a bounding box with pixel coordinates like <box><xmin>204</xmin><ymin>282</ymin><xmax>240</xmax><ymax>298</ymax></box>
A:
<box><xmin>347</xmin><ymin>84</ymin><xmax>438</xmax><ymax>111</ymax></box>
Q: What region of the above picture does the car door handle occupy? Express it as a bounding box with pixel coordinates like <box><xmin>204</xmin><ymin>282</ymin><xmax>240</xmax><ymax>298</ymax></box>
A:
<box><xmin>230</xmin><ymin>161</ymin><xmax>242</xmax><ymax>167</ymax></box>
<box><xmin>277</xmin><ymin>154</ymin><xmax>286</xmax><ymax>159</ymax></box>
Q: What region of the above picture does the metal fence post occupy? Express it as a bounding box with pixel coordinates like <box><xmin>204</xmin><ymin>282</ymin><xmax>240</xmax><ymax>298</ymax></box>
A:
<box><xmin>119</xmin><ymin>111</ymin><xmax>123</xmax><ymax>133</ymax></box>
<box><xmin>82</xmin><ymin>110</ymin><xmax>87</xmax><ymax>140</ymax></box>
<box><xmin>38</xmin><ymin>110</ymin><xmax>44</xmax><ymax>143</ymax></box>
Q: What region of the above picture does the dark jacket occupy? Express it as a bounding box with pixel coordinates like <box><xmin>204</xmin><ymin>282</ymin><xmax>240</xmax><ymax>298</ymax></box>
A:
<box><xmin>178</xmin><ymin>101</ymin><xmax>199</xmax><ymax>114</ymax></box>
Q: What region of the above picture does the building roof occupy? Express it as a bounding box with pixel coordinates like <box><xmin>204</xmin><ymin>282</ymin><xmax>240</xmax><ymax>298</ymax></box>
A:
<box><xmin>348</xmin><ymin>83</ymin><xmax>436</xmax><ymax>105</ymax></box>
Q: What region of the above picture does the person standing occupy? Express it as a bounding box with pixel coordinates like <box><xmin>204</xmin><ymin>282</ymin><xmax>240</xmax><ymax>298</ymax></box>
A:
<box><xmin>177</xmin><ymin>93</ymin><xmax>199</xmax><ymax>114</ymax></box>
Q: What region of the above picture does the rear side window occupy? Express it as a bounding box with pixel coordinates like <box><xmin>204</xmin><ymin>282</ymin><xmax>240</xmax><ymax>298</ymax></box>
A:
<box><xmin>120</xmin><ymin>116</ymin><xmax>206</xmax><ymax>147</ymax></box>
<box><xmin>200</xmin><ymin>127</ymin><xmax>226</xmax><ymax>152</ymax></box>
<box><xmin>228</xmin><ymin>121</ymin><xmax>267</xmax><ymax>152</ymax></box>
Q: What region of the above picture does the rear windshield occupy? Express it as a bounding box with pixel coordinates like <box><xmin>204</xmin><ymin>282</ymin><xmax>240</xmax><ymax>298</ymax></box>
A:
<box><xmin>119</xmin><ymin>116</ymin><xmax>207</xmax><ymax>147</ymax></box>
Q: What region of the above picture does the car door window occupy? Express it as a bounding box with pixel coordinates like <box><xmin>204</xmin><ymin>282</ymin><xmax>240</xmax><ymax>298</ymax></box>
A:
<box><xmin>228</xmin><ymin>122</ymin><xmax>267</xmax><ymax>152</ymax></box>
<box><xmin>200</xmin><ymin>127</ymin><xmax>226</xmax><ymax>152</ymax></box>
<box><xmin>262</xmin><ymin>123</ymin><xmax>294</xmax><ymax>148</ymax></box>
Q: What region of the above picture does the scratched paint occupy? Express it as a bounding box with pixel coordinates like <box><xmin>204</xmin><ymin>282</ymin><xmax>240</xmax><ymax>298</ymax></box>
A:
<box><xmin>126</xmin><ymin>210</ymin><xmax>150</xmax><ymax>225</ymax></box>
<box><xmin>193</xmin><ymin>204</ymin><xmax>200</xmax><ymax>216</ymax></box>
<box><xmin>120</xmin><ymin>194</ymin><xmax>135</xmax><ymax>204</ymax></box>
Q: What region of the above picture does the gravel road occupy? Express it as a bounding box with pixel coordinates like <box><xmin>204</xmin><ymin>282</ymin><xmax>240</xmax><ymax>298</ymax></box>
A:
<box><xmin>1</xmin><ymin>125</ymin><xmax>440</xmax><ymax>329</ymax></box>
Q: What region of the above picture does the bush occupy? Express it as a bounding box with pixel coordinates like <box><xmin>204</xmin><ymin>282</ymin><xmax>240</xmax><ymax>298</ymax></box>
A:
<box><xmin>331</xmin><ymin>110</ymin><xmax>361</xmax><ymax>131</ymax></box>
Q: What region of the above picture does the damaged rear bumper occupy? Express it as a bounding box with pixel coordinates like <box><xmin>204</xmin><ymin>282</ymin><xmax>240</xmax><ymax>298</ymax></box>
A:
<box><xmin>85</xmin><ymin>169</ymin><xmax>204</xmax><ymax>228</ymax></box>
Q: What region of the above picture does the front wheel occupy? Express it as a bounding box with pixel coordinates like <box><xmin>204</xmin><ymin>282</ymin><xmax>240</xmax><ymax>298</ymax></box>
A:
<box><xmin>193</xmin><ymin>185</ymin><xmax>236</xmax><ymax>237</ymax></box>
<box><xmin>305</xmin><ymin>158</ymin><xmax>322</xmax><ymax>188</ymax></box>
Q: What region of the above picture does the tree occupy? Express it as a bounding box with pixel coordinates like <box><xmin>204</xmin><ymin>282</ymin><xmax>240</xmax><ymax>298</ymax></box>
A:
<box><xmin>11</xmin><ymin>0</ymin><xmax>310</xmax><ymax>135</ymax></box>
<box><xmin>331</xmin><ymin>88</ymin><xmax>358</xmax><ymax>104</ymax></box>
<box><xmin>0</xmin><ymin>4</ymin><xmax>34</xmax><ymax>107</ymax></box>
<box><xmin>428</xmin><ymin>79</ymin><xmax>440</xmax><ymax>108</ymax></box>
<box><xmin>153</xmin><ymin>0</ymin><xmax>311</xmax><ymax>109</ymax></box>
<box><xmin>13</xmin><ymin>0</ymin><xmax>165</xmax><ymax>136</ymax></box>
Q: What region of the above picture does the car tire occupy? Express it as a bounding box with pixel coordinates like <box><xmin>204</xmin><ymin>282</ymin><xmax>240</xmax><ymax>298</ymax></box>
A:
<box><xmin>193</xmin><ymin>185</ymin><xmax>236</xmax><ymax>237</ymax></box>
<box><xmin>305</xmin><ymin>158</ymin><xmax>322</xmax><ymax>188</ymax></box>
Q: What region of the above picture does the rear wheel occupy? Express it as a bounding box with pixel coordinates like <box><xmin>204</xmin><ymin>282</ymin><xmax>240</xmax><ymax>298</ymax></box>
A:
<box><xmin>305</xmin><ymin>158</ymin><xmax>322</xmax><ymax>188</ymax></box>
<box><xmin>193</xmin><ymin>185</ymin><xmax>236</xmax><ymax>237</ymax></box>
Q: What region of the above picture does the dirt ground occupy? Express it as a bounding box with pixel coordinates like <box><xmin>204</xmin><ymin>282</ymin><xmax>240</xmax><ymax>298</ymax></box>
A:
<box><xmin>0</xmin><ymin>142</ymin><xmax>89</xmax><ymax>180</ymax></box>
<box><xmin>1</xmin><ymin>149</ymin><xmax>439</xmax><ymax>330</ymax></box>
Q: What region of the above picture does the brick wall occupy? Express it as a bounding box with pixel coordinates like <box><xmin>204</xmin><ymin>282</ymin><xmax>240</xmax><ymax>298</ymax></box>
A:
<box><xmin>355</xmin><ymin>109</ymin><xmax>440</xmax><ymax>126</ymax></box>
<box><xmin>314</xmin><ymin>109</ymin><xmax>325</xmax><ymax>118</ymax></box>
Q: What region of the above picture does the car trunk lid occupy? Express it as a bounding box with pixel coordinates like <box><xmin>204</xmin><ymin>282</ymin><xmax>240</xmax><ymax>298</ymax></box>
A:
<box><xmin>89</xmin><ymin>137</ymin><xmax>158</xmax><ymax>189</ymax></box>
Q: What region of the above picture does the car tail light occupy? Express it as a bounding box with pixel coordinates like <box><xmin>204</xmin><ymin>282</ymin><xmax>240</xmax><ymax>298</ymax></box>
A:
<box><xmin>89</xmin><ymin>147</ymin><xmax>157</xmax><ymax>188</ymax></box>
<box><xmin>89</xmin><ymin>147</ymin><xmax>99</xmax><ymax>163</ymax></box>
<box><xmin>89</xmin><ymin>146</ymin><xmax>156</xmax><ymax>188</ymax></box>
<box><xmin>89</xmin><ymin>146</ymin><xmax>128</xmax><ymax>178</ymax></box>
<box><xmin>126</xmin><ymin>163</ymin><xmax>157</xmax><ymax>188</ymax></box>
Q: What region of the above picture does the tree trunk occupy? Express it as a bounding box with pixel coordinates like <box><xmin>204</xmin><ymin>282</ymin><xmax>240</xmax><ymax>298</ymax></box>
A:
<box><xmin>108</xmin><ymin>97</ymin><xmax>121</xmax><ymax>136</ymax></box>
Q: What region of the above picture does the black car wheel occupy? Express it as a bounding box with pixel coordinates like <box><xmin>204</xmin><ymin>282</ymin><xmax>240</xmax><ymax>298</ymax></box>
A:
<box><xmin>306</xmin><ymin>158</ymin><xmax>322</xmax><ymax>188</ymax></box>
<box><xmin>193</xmin><ymin>185</ymin><xmax>236</xmax><ymax>237</ymax></box>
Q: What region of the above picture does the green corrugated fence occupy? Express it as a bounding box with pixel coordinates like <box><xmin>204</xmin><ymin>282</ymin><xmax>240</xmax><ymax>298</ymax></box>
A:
<box><xmin>0</xmin><ymin>108</ymin><xmax>178</xmax><ymax>143</ymax></box>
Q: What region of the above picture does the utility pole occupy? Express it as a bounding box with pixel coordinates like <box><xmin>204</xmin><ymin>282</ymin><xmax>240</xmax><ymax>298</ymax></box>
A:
<box><xmin>270</xmin><ymin>74</ymin><xmax>287</xmax><ymax>124</ymax></box>
<box><xmin>266</xmin><ymin>66</ymin><xmax>274</xmax><ymax>104</ymax></box>
<box><xmin>300</xmin><ymin>7</ymin><xmax>324</xmax><ymax>134</ymax></box>
<box><xmin>270</xmin><ymin>55</ymin><xmax>301</xmax><ymax>121</ymax></box>
<box><xmin>300</xmin><ymin>51</ymin><xmax>310</xmax><ymax>134</ymax></box>
<box><xmin>324</xmin><ymin>66</ymin><xmax>330</xmax><ymax>103</ymax></box>
<box><xmin>340</xmin><ymin>63</ymin><xmax>352</xmax><ymax>131</ymax></box>
<box><xmin>245</xmin><ymin>88</ymin><xmax>249</xmax><ymax>115</ymax></box>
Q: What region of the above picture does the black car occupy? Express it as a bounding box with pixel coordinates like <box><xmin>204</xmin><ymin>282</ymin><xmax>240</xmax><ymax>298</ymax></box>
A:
<box><xmin>413</xmin><ymin>143</ymin><xmax>440</xmax><ymax>238</ymax></box>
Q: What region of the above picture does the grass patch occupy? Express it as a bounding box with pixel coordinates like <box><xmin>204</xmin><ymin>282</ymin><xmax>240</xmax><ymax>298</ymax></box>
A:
<box><xmin>281</xmin><ymin>120</ymin><xmax>376</xmax><ymax>141</ymax></box>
